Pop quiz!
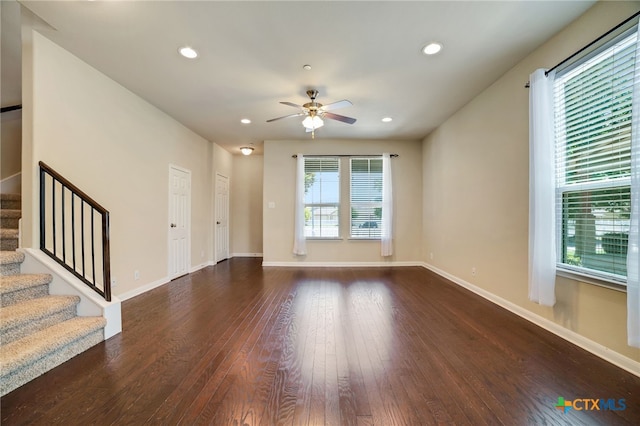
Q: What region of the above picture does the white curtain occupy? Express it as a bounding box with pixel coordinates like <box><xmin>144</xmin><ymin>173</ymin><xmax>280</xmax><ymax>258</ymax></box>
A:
<box><xmin>528</xmin><ymin>69</ymin><xmax>556</xmax><ymax>307</ymax></box>
<box><xmin>293</xmin><ymin>154</ymin><xmax>306</xmax><ymax>256</ymax></box>
<box><xmin>381</xmin><ymin>153</ymin><xmax>393</xmax><ymax>256</ymax></box>
<box><xmin>627</xmin><ymin>28</ymin><xmax>640</xmax><ymax>348</ymax></box>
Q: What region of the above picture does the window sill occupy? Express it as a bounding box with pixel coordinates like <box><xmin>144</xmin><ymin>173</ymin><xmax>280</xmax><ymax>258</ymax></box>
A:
<box><xmin>306</xmin><ymin>237</ymin><xmax>344</xmax><ymax>241</ymax></box>
<box><xmin>556</xmin><ymin>267</ymin><xmax>627</xmax><ymax>293</ymax></box>
<box><xmin>348</xmin><ymin>237</ymin><xmax>381</xmax><ymax>241</ymax></box>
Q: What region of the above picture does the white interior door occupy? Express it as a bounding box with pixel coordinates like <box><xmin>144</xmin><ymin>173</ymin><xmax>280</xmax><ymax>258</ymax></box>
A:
<box><xmin>215</xmin><ymin>173</ymin><xmax>229</xmax><ymax>263</ymax></box>
<box><xmin>169</xmin><ymin>165</ymin><xmax>191</xmax><ymax>279</ymax></box>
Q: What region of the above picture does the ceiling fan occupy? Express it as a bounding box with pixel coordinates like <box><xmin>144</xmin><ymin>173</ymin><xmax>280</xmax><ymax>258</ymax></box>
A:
<box><xmin>266</xmin><ymin>89</ymin><xmax>356</xmax><ymax>138</ymax></box>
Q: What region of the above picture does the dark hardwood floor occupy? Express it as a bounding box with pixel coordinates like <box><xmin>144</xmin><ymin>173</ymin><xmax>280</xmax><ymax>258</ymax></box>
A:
<box><xmin>2</xmin><ymin>258</ymin><xmax>639</xmax><ymax>425</ymax></box>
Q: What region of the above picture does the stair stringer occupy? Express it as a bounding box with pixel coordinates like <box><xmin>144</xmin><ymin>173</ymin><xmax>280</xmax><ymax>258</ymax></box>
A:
<box><xmin>17</xmin><ymin>248</ymin><xmax>121</xmax><ymax>339</ymax></box>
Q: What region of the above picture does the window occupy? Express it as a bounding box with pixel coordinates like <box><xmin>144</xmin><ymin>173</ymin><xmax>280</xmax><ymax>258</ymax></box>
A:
<box><xmin>304</xmin><ymin>157</ymin><xmax>340</xmax><ymax>238</ymax></box>
<box><xmin>554</xmin><ymin>29</ymin><xmax>636</xmax><ymax>282</ymax></box>
<box><xmin>350</xmin><ymin>158</ymin><xmax>383</xmax><ymax>238</ymax></box>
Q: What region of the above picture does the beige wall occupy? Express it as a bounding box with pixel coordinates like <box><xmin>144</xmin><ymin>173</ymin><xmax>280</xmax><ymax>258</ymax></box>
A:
<box><xmin>1</xmin><ymin>0</ymin><xmax>21</xmax><ymax>107</ymax></box>
<box><xmin>1</xmin><ymin>111</ymin><xmax>21</xmax><ymax>181</ymax></box>
<box><xmin>422</xmin><ymin>1</ymin><xmax>640</xmax><ymax>361</ymax></box>
<box><xmin>22</xmin><ymin>31</ymin><xmax>217</xmax><ymax>297</ymax></box>
<box><xmin>213</xmin><ymin>143</ymin><xmax>233</xmax><ymax>179</ymax></box>
<box><xmin>231</xmin><ymin>154</ymin><xmax>263</xmax><ymax>256</ymax></box>
<box><xmin>1</xmin><ymin>1</ymin><xmax>22</xmax><ymax>185</ymax></box>
<box><xmin>263</xmin><ymin>139</ymin><xmax>422</xmax><ymax>264</ymax></box>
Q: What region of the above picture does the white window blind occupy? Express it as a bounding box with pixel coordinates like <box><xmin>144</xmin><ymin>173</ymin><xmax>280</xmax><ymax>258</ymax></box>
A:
<box><xmin>350</xmin><ymin>158</ymin><xmax>382</xmax><ymax>238</ymax></box>
<box><xmin>304</xmin><ymin>158</ymin><xmax>340</xmax><ymax>238</ymax></box>
<box><xmin>554</xmin><ymin>29</ymin><xmax>637</xmax><ymax>281</ymax></box>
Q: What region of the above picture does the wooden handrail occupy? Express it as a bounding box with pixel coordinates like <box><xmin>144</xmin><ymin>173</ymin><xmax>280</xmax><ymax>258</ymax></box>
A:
<box><xmin>39</xmin><ymin>161</ymin><xmax>108</xmax><ymax>214</ymax></box>
<box><xmin>39</xmin><ymin>161</ymin><xmax>111</xmax><ymax>301</ymax></box>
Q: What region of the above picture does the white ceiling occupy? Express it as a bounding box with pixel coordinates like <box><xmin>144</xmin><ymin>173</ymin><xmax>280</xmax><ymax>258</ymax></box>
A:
<box><xmin>17</xmin><ymin>0</ymin><xmax>597</xmax><ymax>154</ymax></box>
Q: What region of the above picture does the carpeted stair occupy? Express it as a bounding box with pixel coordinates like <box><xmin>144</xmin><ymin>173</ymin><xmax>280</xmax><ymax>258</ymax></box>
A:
<box><xmin>0</xmin><ymin>193</ymin><xmax>106</xmax><ymax>396</ymax></box>
<box><xmin>0</xmin><ymin>193</ymin><xmax>20</xmax><ymax>251</ymax></box>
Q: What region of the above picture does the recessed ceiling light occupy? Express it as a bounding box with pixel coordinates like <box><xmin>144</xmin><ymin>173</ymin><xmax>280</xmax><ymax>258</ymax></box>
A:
<box><xmin>422</xmin><ymin>42</ymin><xmax>443</xmax><ymax>55</ymax></box>
<box><xmin>178</xmin><ymin>46</ymin><xmax>198</xmax><ymax>59</ymax></box>
<box><xmin>303</xmin><ymin>64</ymin><xmax>312</xmax><ymax>71</ymax></box>
<box><xmin>382</xmin><ymin>117</ymin><xmax>393</xmax><ymax>123</ymax></box>
<box><xmin>240</xmin><ymin>118</ymin><xmax>251</xmax><ymax>124</ymax></box>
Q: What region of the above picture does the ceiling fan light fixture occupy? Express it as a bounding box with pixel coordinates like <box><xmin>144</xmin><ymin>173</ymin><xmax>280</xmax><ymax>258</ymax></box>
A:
<box><xmin>178</xmin><ymin>46</ymin><xmax>198</xmax><ymax>59</ymax></box>
<box><xmin>422</xmin><ymin>42</ymin><xmax>442</xmax><ymax>55</ymax></box>
<box><xmin>302</xmin><ymin>115</ymin><xmax>324</xmax><ymax>130</ymax></box>
<box><xmin>240</xmin><ymin>146</ymin><xmax>254</xmax><ymax>156</ymax></box>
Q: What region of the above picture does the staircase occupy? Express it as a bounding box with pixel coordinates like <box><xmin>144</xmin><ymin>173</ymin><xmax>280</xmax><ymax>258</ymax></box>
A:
<box><xmin>0</xmin><ymin>193</ymin><xmax>106</xmax><ymax>396</ymax></box>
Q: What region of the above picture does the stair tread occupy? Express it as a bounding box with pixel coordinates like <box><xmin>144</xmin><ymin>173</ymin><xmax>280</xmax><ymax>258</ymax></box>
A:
<box><xmin>0</xmin><ymin>194</ymin><xmax>21</xmax><ymax>201</ymax></box>
<box><xmin>0</xmin><ymin>316</ymin><xmax>106</xmax><ymax>374</ymax></box>
<box><xmin>0</xmin><ymin>210</ymin><xmax>21</xmax><ymax>218</ymax></box>
<box><xmin>0</xmin><ymin>273</ymin><xmax>52</xmax><ymax>294</ymax></box>
<box><xmin>0</xmin><ymin>295</ymin><xmax>80</xmax><ymax>331</ymax></box>
<box><xmin>0</xmin><ymin>251</ymin><xmax>25</xmax><ymax>265</ymax></box>
<box><xmin>0</xmin><ymin>229</ymin><xmax>19</xmax><ymax>238</ymax></box>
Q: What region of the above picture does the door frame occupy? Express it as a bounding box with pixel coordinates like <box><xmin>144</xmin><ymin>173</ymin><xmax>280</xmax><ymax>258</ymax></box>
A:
<box><xmin>168</xmin><ymin>164</ymin><xmax>192</xmax><ymax>279</ymax></box>
<box><xmin>215</xmin><ymin>172</ymin><xmax>230</xmax><ymax>263</ymax></box>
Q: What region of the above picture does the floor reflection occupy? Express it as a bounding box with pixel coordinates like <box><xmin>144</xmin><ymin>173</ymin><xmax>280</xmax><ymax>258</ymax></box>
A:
<box><xmin>290</xmin><ymin>279</ymin><xmax>394</xmax><ymax>384</ymax></box>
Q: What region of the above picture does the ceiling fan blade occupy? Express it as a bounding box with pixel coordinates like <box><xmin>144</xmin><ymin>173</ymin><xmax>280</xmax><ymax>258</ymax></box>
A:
<box><xmin>320</xmin><ymin>99</ymin><xmax>352</xmax><ymax>111</ymax></box>
<box><xmin>266</xmin><ymin>112</ymin><xmax>304</xmax><ymax>123</ymax></box>
<box><xmin>323</xmin><ymin>112</ymin><xmax>357</xmax><ymax>125</ymax></box>
<box><xmin>280</xmin><ymin>101</ymin><xmax>303</xmax><ymax>109</ymax></box>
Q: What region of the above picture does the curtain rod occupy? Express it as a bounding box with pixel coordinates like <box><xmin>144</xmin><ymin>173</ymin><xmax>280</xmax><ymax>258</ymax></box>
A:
<box><xmin>524</xmin><ymin>11</ymin><xmax>640</xmax><ymax>88</ymax></box>
<box><xmin>292</xmin><ymin>154</ymin><xmax>398</xmax><ymax>158</ymax></box>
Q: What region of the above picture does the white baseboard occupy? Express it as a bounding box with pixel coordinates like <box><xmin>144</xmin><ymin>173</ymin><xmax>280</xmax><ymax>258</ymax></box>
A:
<box><xmin>232</xmin><ymin>252</ymin><xmax>263</xmax><ymax>258</ymax></box>
<box><xmin>421</xmin><ymin>262</ymin><xmax>640</xmax><ymax>378</ymax></box>
<box><xmin>117</xmin><ymin>276</ymin><xmax>170</xmax><ymax>301</ymax></box>
<box><xmin>0</xmin><ymin>172</ymin><xmax>21</xmax><ymax>194</ymax></box>
<box><xmin>190</xmin><ymin>262</ymin><xmax>210</xmax><ymax>273</ymax></box>
<box><xmin>262</xmin><ymin>260</ymin><xmax>423</xmax><ymax>267</ymax></box>
<box><xmin>120</xmin><ymin>260</ymin><xmax>218</xmax><ymax>300</ymax></box>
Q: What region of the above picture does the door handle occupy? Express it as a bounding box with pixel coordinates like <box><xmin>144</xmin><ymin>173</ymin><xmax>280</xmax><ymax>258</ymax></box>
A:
<box><xmin>170</xmin><ymin>223</ymin><xmax>176</xmax><ymax>228</ymax></box>
<box><xmin>216</xmin><ymin>221</ymin><xmax>221</xmax><ymax>225</ymax></box>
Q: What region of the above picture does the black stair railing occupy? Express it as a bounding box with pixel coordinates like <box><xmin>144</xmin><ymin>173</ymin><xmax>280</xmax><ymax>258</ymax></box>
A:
<box><xmin>39</xmin><ymin>161</ymin><xmax>111</xmax><ymax>301</ymax></box>
<box><xmin>1</xmin><ymin>104</ymin><xmax>22</xmax><ymax>114</ymax></box>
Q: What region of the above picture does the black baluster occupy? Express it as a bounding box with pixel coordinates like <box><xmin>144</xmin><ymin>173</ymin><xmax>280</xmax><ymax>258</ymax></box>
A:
<box><xmin>103</xmin><ymin>212</ymin><xmax>111</xmax><ymax>301</ymax></box>
<box><xmin>52</xmin><ymin>177</ymin><xmax>56</xmax><ymax>256</ymax></box>
<box><xmin>81</xmin><ymin>200</ymin><xmax>86</xmax><ymax>279</ymax></box>
<box><xmin>91</xmin><ymin>210</ymin><xmax>96</xmax><ymax>285</ymax></box>
<box><xmin>61</xmin><ymin>186</ymin><xmax>66</xmax><ymax>263</ymax></box>
<box><xmin>71</xmin><ymin>193</ymin><xmax>76</xmax><ymax>270</ymax></box>
<box><xmin>40</xmin><ymin>167</ymin><xmax>46</xmax><ymax>251</ymax></box>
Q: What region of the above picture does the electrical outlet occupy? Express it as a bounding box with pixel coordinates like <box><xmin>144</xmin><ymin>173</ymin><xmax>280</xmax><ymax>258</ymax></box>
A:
<box><xmin>134</xmin><ymin>270</ymin><xmax>140</xmax><ymax>280</ymax></box>
<box><xmin>471</xmin><ymin>267</ymin><xmax>476</xmax><ymax>276</ymax></box>
<box><xmin>111</xmin><ymin>277</ymin><xmax>117</xmax><ymax>288</ymax></box>
<box><xmin>201</xmin><ymin>250</ymin><xmax>204</xmax><ymax>258</ymax></box>
<box><xmin>430</xmin><ymin>252</ymin><xmax>434</xmax><ymax>260</ymax></box>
